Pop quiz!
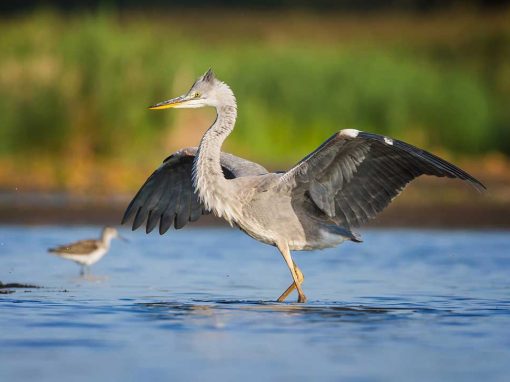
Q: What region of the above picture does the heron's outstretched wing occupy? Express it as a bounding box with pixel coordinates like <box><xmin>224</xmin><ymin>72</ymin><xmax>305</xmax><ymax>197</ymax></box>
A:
<box><xmin>122</xmin><ymin>147</ymin><xmax>268</xmax><ymax>234</ymax></box>
<box><xmin>280</xmin><ymin>129</ymin><xmax>485</xmax><ymax>230</ymax></box>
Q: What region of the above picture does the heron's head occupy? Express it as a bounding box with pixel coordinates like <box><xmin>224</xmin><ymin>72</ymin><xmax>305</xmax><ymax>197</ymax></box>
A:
<box><xmin>149</xmin><ymin>69</ymin><xmax>235</xmax><ymax>110</ymax></box>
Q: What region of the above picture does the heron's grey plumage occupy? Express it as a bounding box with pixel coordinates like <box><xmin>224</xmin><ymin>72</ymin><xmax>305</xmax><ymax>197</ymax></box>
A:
<box><xmin>121</xmin><ymin>147</ymin><xmax>268</xmax><ymax>234</ymax></box>
<box><xmin>123</xmin><ymin>70</ymin><xmax>485</xmax><ymax>303</ymax></box>
<box><xmin>279</xmin><ymin>129</ymin><xmax>485</xmax><ymax>231</ymax></box>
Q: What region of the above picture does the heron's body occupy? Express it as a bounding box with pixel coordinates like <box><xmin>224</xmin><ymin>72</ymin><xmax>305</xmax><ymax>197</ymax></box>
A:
<box><xmin>48</xmin><ymin>227</ymin><xmax>120</xmax><ymax>274</ymax></box>
<box><xmin>215</xmin><ymin>172</ymin><xmax>349</xmax><ymax>251</ymax></box>
<box><xmin>123</xmin><ymin>70</ymin><xmax>485</xmax><ymax>302</ymax></box>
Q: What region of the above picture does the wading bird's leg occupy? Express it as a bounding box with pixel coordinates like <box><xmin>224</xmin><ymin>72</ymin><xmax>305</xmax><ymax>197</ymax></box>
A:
<box><xmin>80</xmin><ymin>265</ymin><xmax>86</xmax><ymax>276</ymax></box>
<box><xmin>277</xmin><ymin>262</ymin><xmax>304</xmax><ymax>303</ymax></box>
<box><xmin>276</xmin><ymin>242</ymin><xmax>307</xmax><ymax>303</ymax></box>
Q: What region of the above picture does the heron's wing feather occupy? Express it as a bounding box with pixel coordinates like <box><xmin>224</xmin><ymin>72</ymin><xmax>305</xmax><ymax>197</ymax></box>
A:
<box><xmin>281</xmin><ymin>130</ymin><xmax>485</xmax><ymax>230</ymax></box>
<box><xmin>122</xmin><ymin>147</ymin><xmax>268</xmax><ymax>234</ymax></box>
<box><xmin>48</xmin><ymin>240</ymin><xmax>99</xmax><ymax>255</ymax></box>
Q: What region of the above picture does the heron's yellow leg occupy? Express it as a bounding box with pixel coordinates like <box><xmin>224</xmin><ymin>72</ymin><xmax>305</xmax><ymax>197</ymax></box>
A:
<box><xmin>277</xmin><ymin>262</ymin><xmax>304</xmax><ymax>302</ymax></box>
<box><xmin>276</xmin><ymin>242</ymin><xmax>307</xmax><ymax>303</ymax></box>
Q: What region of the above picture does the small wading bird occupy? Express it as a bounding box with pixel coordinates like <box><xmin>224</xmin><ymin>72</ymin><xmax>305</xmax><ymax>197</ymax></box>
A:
<box><xmin>122</xmin><ymin>69</ymin><xmax>485</xmax><ymax>303</ymax></box>
<box><xmin>48</xmin><ymin>227</ymin><xmax>123</xmax><ymax>275</ymax></box>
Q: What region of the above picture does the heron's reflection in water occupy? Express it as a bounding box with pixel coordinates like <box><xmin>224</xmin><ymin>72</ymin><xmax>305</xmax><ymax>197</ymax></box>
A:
<box><xmin>134</xmin><ymin>300</ymin><xmax>417</xmax><ymax>331</ymax></box>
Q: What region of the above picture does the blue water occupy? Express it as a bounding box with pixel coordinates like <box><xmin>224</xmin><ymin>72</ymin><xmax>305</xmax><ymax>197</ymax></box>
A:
<box><xmin>1</xmin><ymin>226</ymin><xmax>509</xmax><ymax>381</ymax></box>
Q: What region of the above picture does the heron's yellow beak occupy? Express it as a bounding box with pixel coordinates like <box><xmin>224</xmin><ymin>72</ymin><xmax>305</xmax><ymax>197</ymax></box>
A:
<box><xmin>148</xmin><ymin>95</ymin><xmax>188</xmax><ymax>110</ymax></box>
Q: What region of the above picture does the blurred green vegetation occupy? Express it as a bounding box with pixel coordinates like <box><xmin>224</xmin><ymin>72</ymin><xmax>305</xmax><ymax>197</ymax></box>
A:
<box><xmin>0</xmin><ymin>9</ymin><xmax>509</xmax><ymax>191</ymax></box>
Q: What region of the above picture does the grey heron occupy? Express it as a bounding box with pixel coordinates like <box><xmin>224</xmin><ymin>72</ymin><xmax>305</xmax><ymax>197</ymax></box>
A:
<box><xmin>48</xmin><ymin>227</ymin><xmax>124</xmax><ymax>275</ymax></box>
<box><xmin>122</xmin><ymin>69</ymin><xmax>485</xmax><ymax>303</ymax></box>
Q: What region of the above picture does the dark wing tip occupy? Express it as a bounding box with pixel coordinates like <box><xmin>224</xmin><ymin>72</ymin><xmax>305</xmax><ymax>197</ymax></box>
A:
<box><xmin>357</xmin><ymin>131</ymin><xmax>487</xmax><ymax>193</ymax></box>
<box><xmin>121</xmin><ymin>190</ymin><xmax>147</xmax><ymax>227</ymax></box>
<box><xmin>145</xmin><ymin>210</ymin><xmax>160</xmax><ymax>234</ymax></box>
<box><xmin>468</xmin><ymin>178</ymin><xmax>487</xmax><ymax>193</ymax></box>
<box><xmin>121</xmin><ymin>205</ymin><xmax>135</xmax><ymax>225</ymax></box>
<box><xmin>159</xmin><ymin>213</ymin><xmax>174</xmax><ymax>234</ymax></box>
<box><xmin>132</xmin><ymin>207</ymin><xmax>147</xmax><ymax>231</ymax></box>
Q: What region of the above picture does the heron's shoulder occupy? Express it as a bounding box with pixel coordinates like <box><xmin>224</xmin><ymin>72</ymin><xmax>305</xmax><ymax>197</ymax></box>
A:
<box><xmin>162</xmin><ymin>147</ymin><xmax>198</xmax><ymax>164</ymax></box>
<box><xmin>227</xmin><ymin>172</ymin><xmax>281</xmax><ymax>190</ymax></box>
<box><xmin>162</xmin><ymin>147</ymin><xmax>268</xmax><ymax>177</ymax></box>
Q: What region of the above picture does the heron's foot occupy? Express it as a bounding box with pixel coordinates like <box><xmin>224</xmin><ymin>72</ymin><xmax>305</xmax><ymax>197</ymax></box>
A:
<box><xmin>277</xmin><ymin>285</ymin><xmax>294</xmax><ymax>302</ymax></box>
<box><xmin>276</xmin><ymin>292</ymin><xmax>307</xmax><ymax>303</ymax></box>
<box><xmin>276</xmin><ymin>263</ymin><xmax>305</xmax><ymax>303</ymax></box>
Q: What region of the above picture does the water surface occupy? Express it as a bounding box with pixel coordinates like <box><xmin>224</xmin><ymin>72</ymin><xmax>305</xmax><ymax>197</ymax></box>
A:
<box><xmin>1</xmin><ymin>226</ymin><xmax>509</xmax><ymax>381</ymax></box>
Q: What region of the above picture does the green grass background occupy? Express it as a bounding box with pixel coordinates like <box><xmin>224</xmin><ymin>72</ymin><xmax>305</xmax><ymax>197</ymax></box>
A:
<box><xmin>0</xmin><ymin>9</ymin><xmax>509</xmax><ymax>190</ymax></box>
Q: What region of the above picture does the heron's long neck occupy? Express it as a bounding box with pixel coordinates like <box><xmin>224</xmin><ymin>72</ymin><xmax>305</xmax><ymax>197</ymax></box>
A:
<box><xmin>194</xmin><ymin>103</ymin><xmax>238</xmax><ymax>222</ymax></box>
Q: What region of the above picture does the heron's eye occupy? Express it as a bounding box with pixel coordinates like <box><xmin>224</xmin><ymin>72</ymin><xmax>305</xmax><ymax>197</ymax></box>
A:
<box><xmin>193</xmin><ymin>92</ymin><xmax>201</xmax><ymax>98</ymax></box>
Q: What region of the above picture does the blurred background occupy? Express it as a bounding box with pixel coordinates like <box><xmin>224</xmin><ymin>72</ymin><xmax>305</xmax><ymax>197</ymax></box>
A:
<box><xmin>0</xmin><ymin>0</ymin><xmax>509</xmax><ymax>227</ymax></box>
